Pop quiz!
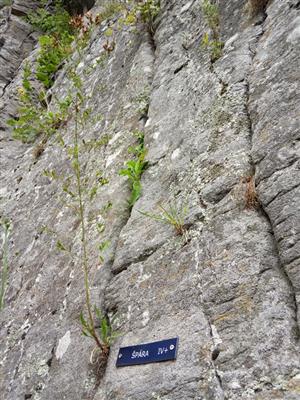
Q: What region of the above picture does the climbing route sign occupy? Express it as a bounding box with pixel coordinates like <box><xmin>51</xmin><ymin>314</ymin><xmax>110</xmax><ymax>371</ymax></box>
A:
<box><xmin>116</xmin><ymin>337</ymin><xmax>179</xmax><ymax>367</ymax></box>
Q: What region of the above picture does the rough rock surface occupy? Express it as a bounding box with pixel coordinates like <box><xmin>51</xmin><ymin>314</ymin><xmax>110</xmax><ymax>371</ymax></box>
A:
<box><xmin>0</xmin><ymin>0</ymin><xmax>299</xmax><ymax>399</ymax></box>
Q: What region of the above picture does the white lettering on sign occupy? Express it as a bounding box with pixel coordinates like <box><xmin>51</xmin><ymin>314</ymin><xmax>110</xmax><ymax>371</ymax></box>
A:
<box><xmin>131</xmin><ymin>349</ymin><xmax>149</xmax><ymax>359</ymax></box>
<box><xmin>158</xmin><ymin>347</ymin><xmax>169</xmax><ymax>355</ymax></box>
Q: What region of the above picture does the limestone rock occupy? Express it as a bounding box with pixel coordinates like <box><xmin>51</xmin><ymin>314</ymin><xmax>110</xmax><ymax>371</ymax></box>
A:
<box><xmin>0</xmin><ymin>1</ymin><xmax>299</xmax><ymax>399</ymax></box>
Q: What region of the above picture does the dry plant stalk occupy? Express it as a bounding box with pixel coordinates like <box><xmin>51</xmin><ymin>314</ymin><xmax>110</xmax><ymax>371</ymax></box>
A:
<box><xmin>32</xmin><ymin>142</ymin><xmax>45</xmax><ymax>159</ymax></box>
<box><xmin>244</xmin><ymin>176</ymin><xmax>259</xmax><ymax>209</ymax></box>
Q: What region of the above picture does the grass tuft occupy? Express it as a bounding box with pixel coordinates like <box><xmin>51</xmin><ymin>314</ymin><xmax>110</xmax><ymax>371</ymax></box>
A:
<box><xmin>139</xmin><ymin>200</ymin><xmax>188</xmax><ymax>236</ymax></box>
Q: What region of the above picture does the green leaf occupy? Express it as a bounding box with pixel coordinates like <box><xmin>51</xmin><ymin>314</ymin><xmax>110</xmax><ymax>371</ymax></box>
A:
<box><xmin>98</xmin><ymin>240</ymin><xmax>110</xmax><ymax>252</ymax></box>
<box><xmin>104</xmin><ymin>27</ymin><xmax>114</xmax><ymax>37</ymax></box>
<box><xmin>56</xmin><ymin>240</ymin><xmax>67</xmax><ymax>252</ymax></box>
<box><xmin>96</xmin><ymin>223</ymin><xmax>105</xmax><ymax>234</ymax></box>
<box><xmin>100</xmin><ymin>317</ymin><xmax>108</xmax><ymax>343</ymax></box>
<box><xmin>79</xmin><ymin>312</ymin><xmax>88</xmax><ymax>329</ymax></box>
<box><xmin>90</xmin><ymin>186</ymin><xmax>98</xmax><ymax>200</ymax></box>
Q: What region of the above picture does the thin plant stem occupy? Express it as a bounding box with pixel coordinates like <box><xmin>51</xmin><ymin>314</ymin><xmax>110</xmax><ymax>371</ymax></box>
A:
<box><xmin>0</xmin><ymin>221</ymin><xmax>10</xmax><ymax>310</ymax></box>
<box><xmin>73</xmin><ymin>94</ymin><xmax>104</xmax><ymax>351</ymax></box>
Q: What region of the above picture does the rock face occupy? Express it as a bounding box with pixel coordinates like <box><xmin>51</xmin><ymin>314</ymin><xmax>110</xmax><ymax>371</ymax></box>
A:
<box><xmin>0</xmin><ymin>1</ymin><xmax>299</xmax><ymax>399</ymax></box>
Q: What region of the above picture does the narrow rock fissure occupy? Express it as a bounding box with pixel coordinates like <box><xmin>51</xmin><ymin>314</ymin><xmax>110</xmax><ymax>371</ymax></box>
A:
<box><xmin>195</xmin><ymin>242</ymin><xmax>226</xmax><ymax>398</ymax></box>
<box><xmin>96</xmin><ymin>24</ymin><xmax>158</xmax><ymax>391</ymax></box>
<box><xmin>259</xmin><ymin>205</ymin><xmax>300</xmax><ymax>338</ymax></box>
<box><xmin>256</xmin><ymin>157</ymin><xmax>299</xmax><ymax>185</ymax></box>
<box><xmin>243</xmin><ymin>7</ymin><xmax>300</xmax><ymax>338</ymax></box>
<box><xmin>10</xmin><ymin>341</ymin><xmax>25</xmax><ymax>393</ymax></box>
<box><xmin>174</xmin><ymin>60</ymin><xmax>190</xmax><ymax>74</ymax></box>
<box><xmin>107</xmin><ymin>22</ymin><xmax>158</xmax><ymax>274</ymax></box>
<box><xmin>207</xmin><ymin>317</ymin><xmax>225</xmax><ymax>399</ymax></box>
<box><xmin>0</xmin><ymin>27</ymin><xmax>35</xmax><ymax>99</ymax></box>
<box><xmin>46</xmin><ymin>346</ymin><xmax>55</xmax><ymax>368</ymax></box>
<box><xmin>264</xmin><ymin>182</ymin><xmax>300</xmax><ymax>207</ymax></box>
<box><xmin>111</xmin><ymin>242</ymin><xmax>162</xmax><ymax>276</ymax></box>
<box><xmin>107</xmin><ymin>28</ymin><xmax>157</xmax><ymax>271</ymax></box>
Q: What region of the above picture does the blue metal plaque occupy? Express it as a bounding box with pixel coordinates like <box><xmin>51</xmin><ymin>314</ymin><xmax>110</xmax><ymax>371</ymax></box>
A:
<box><xmin>116</xmin><ymin>337</ymin><xmax>179</xmax><ymax>367</ymax></box>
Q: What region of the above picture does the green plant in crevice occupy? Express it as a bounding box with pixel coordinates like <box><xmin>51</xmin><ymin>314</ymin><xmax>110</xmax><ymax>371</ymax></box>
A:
<box><xmin>135</xmin><ymin>0</ymin><xmax>160</xmax><ymax>34</ymax></box>
<box><xmin>201</xmin><ymin>0</ymin><xmax>220</xmax><ymax>32</ymax></box>
<box><xmin>201</xmin><ymin>31</ymin><xmax>223</xmax><ymax>63</ymax></box>
<box><xmin>9</xmin><ymin>0</ymin><xmax>114</xmax><ymax>143</ymax></box>
<box><xmin>7</xmin><ymin>63</ymin><xmax>40</xmax><ymax>142</ymax></box>
<box><xmin>139</xmin><ymin>200</ymin><xmax>188</xmax><ymax>236</ymax></box>
<box><xmin>201</xmin><ymin>0</ymin><xmax>224</xmax><ymax>63</ymax></box>
<box><xmin>69</xmin><ymin>73</ymin><xmax>102</xmax><ymax>351</ymax></box>
<box><xmin>88</xmin><ymin>309</ymin><xmax>120</xmax><ymax>366</ymax></box>
<box><xmin>36</xmin><ymin>33</ymin><xmax>74</xmax><ymax>89</ymax></box>
<box><xmin>80</xmin><ymin>308</ymin><xmax>119</xmax><ymax>353</ymax></box>
<box><xmin>63</xmin><ymin>68</ymin><xmax>118</xmax><ymax>358</ymax></box>
<box><xmin>119</xmin><ymin>130</ymin><xmax>148</xmax><ymax>208</ymax></box>
<box><xmin>9</xmin><ymin>2</ymin><xmax>100</xmax><ymax>143</ymax></box>
<box><xmin>95</xmin><ymin>308</ymin><xmax>119</xmax><ymax>348</ymax></box>
<box><xmin>0</xmin><ymin>218</ymin><xmax>11</xmax><ymax>310</ymax></box>
<box><xmin>41</xmin><ymin>56</ymin><xmax>118</xmax><ymax>357</ymax></box>
<box><xmin>119</xmin><ymin>160</ymin><xmax>148</xmax><ymax>208</ymax></box>
<box><xmin>9</xmin><ymin>1</ymin><xmax>155</xmax><ymax>144</ymax></box>
<box><xmin>27</xmin><ymin>0</ymin><xmax>75</xmax><ymax>89</ymax></box>
<box><xmin>119</xmin><ymin>0</ymin><xmax>160</xmax><ymax>35</ymax></box>
<box><xmin>7</xmin><ymin>65</ymin><xmax>72</xmax><ymax>143</ymax></box>
<box><xmin>27</xmin><ymin>1</ymin><xmax>72</xmax><ymax>34</ymax></box>
<box><xmin>128</xmin><ymin>129</ymin><xmax>145</xmax><ymax>156</ymax></box>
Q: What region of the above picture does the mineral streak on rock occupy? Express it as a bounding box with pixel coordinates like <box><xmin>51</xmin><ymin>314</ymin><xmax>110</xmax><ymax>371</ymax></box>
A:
<box><xmin>0</xmin><ymin>1</ymin><xmax>299</xmax><ymax>399</ymax></box>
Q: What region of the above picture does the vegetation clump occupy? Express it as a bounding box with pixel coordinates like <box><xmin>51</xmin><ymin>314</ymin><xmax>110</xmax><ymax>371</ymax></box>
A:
<box><xmin>80</xmin><ymin>308</ymin><xmax>119</xmax><ymax>357</ymax></box>
<box><xmin>8</xmin><ymin>2</ymin><xmax>101</xmax><ymax>143</ymax></box>
<box><xmin>8</xmin><ymin>62</ymin><xmax>71</xmax><ymax>142</ymax></box>
<box><xmin>27</xmin><ymin>1</ymin><xmax>75</xmax><ymax>88</ymax></box>
<box><xmin>139</xmin><ymin>200</ymin><xmax>188</xmax><ymax>236</ymax></box>
<box><xmin>201</xmin><ymin>0</ymin><xmax>224</xmax><ymax>62</ymax></box>
<box><xmin>135</xmin><ymin>0</ymin><xmax>160</xmax><ymax>34</ymax></box>
<box><xmin>119</xmin><ymin>130</ymin><xmax>148</xmax><ymax>208</ymax></box>
<box><xmin>120</xmin><ymin>0</ymin><xmax>160</xmax><ymax>34</ymax></box>
<box><xmin>8</xmin><ymin>1</ymin><xmax>75</xmax><ymax>142</ymax></box>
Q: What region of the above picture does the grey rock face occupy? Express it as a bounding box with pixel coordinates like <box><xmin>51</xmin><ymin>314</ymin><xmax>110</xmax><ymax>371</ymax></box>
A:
<box><xmin>0</xmin><ymin>1</ymin><xmax>299</xmax><ymax>399</ymax></box>
<box><xmin>0</xmin><ymin>1</ymin><xmax>38</xmax><ymax>132</ymax></box>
